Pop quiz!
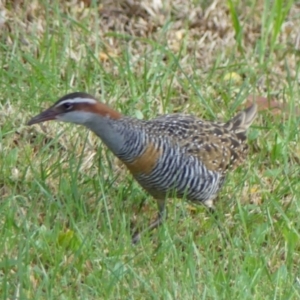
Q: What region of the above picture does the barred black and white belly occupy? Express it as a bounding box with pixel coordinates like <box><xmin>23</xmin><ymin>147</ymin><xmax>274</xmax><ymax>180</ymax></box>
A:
<box><xmin>133</xmin><ymin>144</ymin><xmax>225</xmax><ymax>203</ymax></box>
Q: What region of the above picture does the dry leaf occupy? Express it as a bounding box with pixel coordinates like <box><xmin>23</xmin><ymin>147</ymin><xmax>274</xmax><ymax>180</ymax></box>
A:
<box><xmin>99</xmin><ymin>51</ymin><xmax>118</xmax><ymax>62</ymax></box>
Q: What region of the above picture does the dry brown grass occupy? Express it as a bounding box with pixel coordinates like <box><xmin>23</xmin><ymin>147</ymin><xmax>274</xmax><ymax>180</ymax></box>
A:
<box><xmin>1</xmin><ymin>0</ymin><xmax>300</xmax><ymax>88</ymax></box>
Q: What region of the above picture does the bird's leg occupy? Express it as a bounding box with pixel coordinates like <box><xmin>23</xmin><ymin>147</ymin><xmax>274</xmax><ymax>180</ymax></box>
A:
<box><xmin>203</xmin><ymin>198</ymin><xmax>216</xmax><ymax>213</ymax></box>
<box><xmin>132</xmin><ymin>199</ymin><xmax>167</xmax><ymax>244</ymax></box>
<box><xmin>204</xmin><ymin>196</ymin><xmax>229</xmax><ymax>246</ymax></box>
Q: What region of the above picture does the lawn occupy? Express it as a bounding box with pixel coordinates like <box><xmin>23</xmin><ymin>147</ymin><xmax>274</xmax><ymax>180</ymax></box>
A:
<box><xmin>1</xmin><ymin>0</ymin><xmax>300</xmax><ymax>299</ymax></box>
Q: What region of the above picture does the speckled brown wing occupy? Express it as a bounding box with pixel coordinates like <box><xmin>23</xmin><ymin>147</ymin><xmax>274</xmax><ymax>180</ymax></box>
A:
<box><xmin>144</xmin><ymin>104</ymin><xmax>257</xmax><ymax>174</ymax></box>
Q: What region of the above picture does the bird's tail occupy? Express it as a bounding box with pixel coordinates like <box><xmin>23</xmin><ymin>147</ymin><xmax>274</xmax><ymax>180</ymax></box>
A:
<box><xmin>225</xmin><ymin>103</ymin><xmax>257</xmax><ymax>133</ymax></box>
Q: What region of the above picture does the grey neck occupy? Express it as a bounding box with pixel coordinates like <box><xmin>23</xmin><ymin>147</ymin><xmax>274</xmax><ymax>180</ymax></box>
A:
<box><xmin>85</xmin><ymin>115</ymin><xmax>125</xmax><ymax>156</ymax></box>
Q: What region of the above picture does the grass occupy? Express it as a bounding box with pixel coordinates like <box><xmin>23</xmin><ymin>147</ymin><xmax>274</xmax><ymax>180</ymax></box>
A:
<box><xmin>1</xmin><ymin>0</ymin><xmax>300</xmax><ymax>298</ymax></box>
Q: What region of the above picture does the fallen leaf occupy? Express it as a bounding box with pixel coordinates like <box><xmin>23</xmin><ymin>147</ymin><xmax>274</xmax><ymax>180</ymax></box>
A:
<box><xmin>99</xmin><ymin>51</ymin><xmax>118</xmax><ymax>62</ymax></box>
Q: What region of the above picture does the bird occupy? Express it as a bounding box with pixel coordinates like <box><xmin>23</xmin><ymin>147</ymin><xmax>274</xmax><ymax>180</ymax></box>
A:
<box><xmin>27</xmin><ymin>92</ymin><xmax>257</xmax><ymax>244</ymax></box>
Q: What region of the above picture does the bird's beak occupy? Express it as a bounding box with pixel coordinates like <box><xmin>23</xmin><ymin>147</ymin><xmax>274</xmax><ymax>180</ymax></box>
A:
<box><xmin>27</xmin><ymin>108</ymin><xmax>57</xmax><ymax>125</ymax></box>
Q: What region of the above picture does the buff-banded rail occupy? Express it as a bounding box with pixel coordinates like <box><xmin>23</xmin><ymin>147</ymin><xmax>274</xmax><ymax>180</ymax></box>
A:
<box><xmin>27</xmin><ymin>92</ymin><xmax>257</xmax><ymax>244</ymax></box>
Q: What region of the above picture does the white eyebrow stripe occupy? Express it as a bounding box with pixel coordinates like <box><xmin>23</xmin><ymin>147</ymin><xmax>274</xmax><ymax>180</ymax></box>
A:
<box><xmin>55</xmin><ymin>97</ymin><xmax>97</xmax><ymax>107</ymax></box>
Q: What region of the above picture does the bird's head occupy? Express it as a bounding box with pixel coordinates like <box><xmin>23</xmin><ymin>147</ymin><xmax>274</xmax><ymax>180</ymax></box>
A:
<box><xmin>27</xmin><ymin>92</ymin><xmax>121</xmax><ymax>126</ymax></box>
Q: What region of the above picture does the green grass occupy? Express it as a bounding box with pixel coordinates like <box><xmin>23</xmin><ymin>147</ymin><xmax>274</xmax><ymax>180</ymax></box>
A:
<box><xmin>1</xmin><ymin>0</ymin><xmax>300</xmax><ymax>299</ymax></box>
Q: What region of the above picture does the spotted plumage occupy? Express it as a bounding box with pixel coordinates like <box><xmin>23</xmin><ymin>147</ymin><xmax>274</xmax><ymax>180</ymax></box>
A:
<box><xmin>27</xmin><ymin>92</ymin><xmax>257</xmax><ymax>243</ymax></box>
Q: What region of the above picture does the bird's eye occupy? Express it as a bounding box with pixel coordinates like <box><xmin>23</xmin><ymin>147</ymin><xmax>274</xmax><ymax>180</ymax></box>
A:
<box><xmin>63</xmin><ymin>103</ymin><xmax>73</xmax><ymax>110</ymax></box>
